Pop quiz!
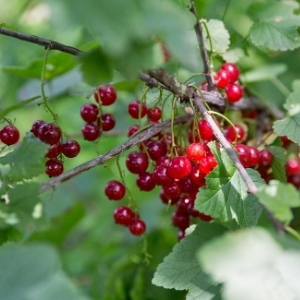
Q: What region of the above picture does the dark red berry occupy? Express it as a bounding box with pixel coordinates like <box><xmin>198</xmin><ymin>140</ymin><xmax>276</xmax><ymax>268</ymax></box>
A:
<box><xmin>146</xmin><ymin>140</ymin><xmax>167</xmax><ymax>161</ymax></box>
<box><xmin>128</xmin><ymin>125</ymin><xmax>140</xmax><ymax>137</ymax></box>
<box><xmin>179</xmin><ymin>177</ymin><xmax>199</xmax><ymax>194</ymax></box>
<box><xmin>31</xmin><ymin>120</ymin><xmax>46</xmax><ymax>138</ymax></box>
<box><xmin>105</xmin><ymin>180</ymin><xmax>126</xmax><ymax>200</ymax></box>
<box><xmin>198</xmin><ymin>212</ymin><xmax>213</xmax><ymax>222</ymax></box>
<box><xmin>136</xmin><ymin>172</ymin><xmax>156</xmax><ymax>191</ymax></box>
<box><xmin>45</xmin><ymin>159</ymin><xmax>64</xmax><ymax>177</ymax></box>
<box><xmin>129</xmin><ymin>219</ymin><xmax>146</xmax><ymax>235</ymax></box>
<box><xmin>221</xmin><ymin>63</ymin><xmax>240</xmax><ymax>83</ymax></box>
<box><xmin>186</xmin><ymin>143</ymin><xmax>206</xmax><ymax>162</ymax></box>
<box><xmin>147</xmin><ymin>107</ymin><xmax>162</xmax><ymax>122</ymax></box>
<box><xmin>46</xmin><ymin>142</ymin><xmax>62</xmax><ymax>159</ymax></box>
<box><xmin>82</xmin><ymin>123</ymin><xmax>100</xmax><ymax>141</ymax></box>
<box><xmin>281</xmin><ymin>136</ymin><xmax>292</xmax><ymax>148</ymax></box>
<box><xmin>126</xmin><ymin>151</ymin><xmax>149</xmax><ymax>174</ymax></box>
<box><xmin>172</xmin><ymin>211</ymin><xmax>190</xmax><ymax>230</ymax></box>
<box><xmin>162</xmin><ymin>181</ymin><xmax>182</xmax><ymax>199</ymax></box>
<box><xmin>100</xmin><ymin>113</ymin><xmax>116</xmax><ymax>131</ymax></box>
<box><xmin>178</xmin><ymin>230</ymin><xmax>185</xmax><ymax>240</ymax></box>
<box><xmin>160</xmin><ymin>189</ymin><xmax>179</xmax><ymax>205</ymax></box>
<box><xmin>288</xmin><ymin>173</ymin><xmax>300</xmax><ymax>189</ymax></box>
<box><xmin>177</xmin><ymin>195</ymin><xmax>195</xmax><ymax>214</ymax></box>
<box><xmin>225</xmin><ymin>83</ymin><xmax>243</xmax><ymax>103</ymax></box>
<box><xmin>62</xmin><ymin>140</ymin><xmax>80</xmax><ymax>158</ymax></box>
<box><xmin>286</xmin><ymin>158</ymin><xmax>300</xmax><ymax>175</ymax></box>
<box><xmin>198</xmin><ymin>119</ymin><xmax>214</xmax><ymax>141</ymax></box>
<box><xmin>153</xmin><ymin>165</ymin><xmax>173</xmax><ymax>186</ymax></box>
<box><xmin>113</xmin><ymin>206</ymin><xmax>135</xmax><ymax>226</ymax></box>
<box><xmin>168</xmin><ymin>156</ymin><xmax>192</xmax><ymax>180</ymax></box>
<box><xmin>80</xmin><ymin>103</ymin><xmax>99</xmax><ymax>123</ymax></box>
<box><xmin>38</xmin><ymin>123</ymin><xmax>61</xmax><ymax>145</ymax></box>
<box><xmin>225</xmin><ymin>124</ymin><xmax>246</xmax><ymax>143</ymax></box>
<box><xmin>94</xmin><ymin>84</ymin><xmax>117</xmax><ymax>106</ymax></box>
<box><xmin>128</xmin><ymin>100</ymin><xmax>147</xmax><ymax>119</ymax></box>
<box><xmin>215</xmin><ymin>69</ymin><xmax>229</xmax><ymax>88</ymax></box>
<box><xmin>0</xmin><ymin>125</ymin><xmax>20</xmax><ymax>145</ymax></box>
<box><xmin>156</xmin><ymin>156</ymin><xmax>170</xmax><ymax>167</ymax></box>
<box><xmin>258</xmin><ymin>149</ymin><xmax>273</xmax><ymax>167</ymax></box>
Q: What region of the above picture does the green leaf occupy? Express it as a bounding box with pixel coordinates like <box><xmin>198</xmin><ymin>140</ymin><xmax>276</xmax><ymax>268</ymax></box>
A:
<box><xmin>248</xmin><ymin>1</ymin><xmax>300</xmax><ymax>51</ymax></box>
<box><xmin>256</xmin><ymin>180</ymin><xmax>300</xmax><ymax>223</ymax></box>
<box><xmin>79</xmin><ymin>47</ymin><xmax>113</xmax><ymax>86</ymax></box>
<box><xmin>198</xmin><ymin>228</ymin><xmax>300</xmax><ymax>300</ymax></box>
<box><xmin>204</xmin><ymin>19</ymin><xmax>230</xmax><ymax>54</ymax></box>
<box><xmin>0</xmin><ymin>243</ymin><xmax>91</xmax><ymax>300</ymax></box>
<box><xmin>0</xmin><ymin>136</ymin><xmax>48</xmax><ymax>181</ymax></box>
<box><xmin>0</xmin><ymin>96</ymin><xmax>40</xmax><ymax>119</ymax></box>
<box><xmin>268</xmin><ymin>146</ymin><xmax>287</xmax><ymax>183</ymax></box>
<box><xmin>0</xmin><ymin>23</ymin><xmax>17</xmax><ymax>30</ymax></box>
<box><xmin>195</xmin><ymin>144</ymin><xmax>264</xmax><ymax>227</ymax></box>
<box><xmin>240</xmin><ymin>64</ymin><xmax>287</xmax><ymax>83</ymax></box>
<box><xmin>152</xmin><ymin>222</ymin><xmax>224</xmax><ymax>297</ymax></box>
<box><xmin>129</xmin><ymin>267</ymin><xmax>145</xmax><ymax>300</ymax></box>
<box><xmin>273</xmin><ymin>91</ymin><xmax>300</xmax><ymax>145</ymax></box>
<box><xmin>3</xmin><ymin>52</ymin><xmax>77</xmax><ymax>80</ymax></box>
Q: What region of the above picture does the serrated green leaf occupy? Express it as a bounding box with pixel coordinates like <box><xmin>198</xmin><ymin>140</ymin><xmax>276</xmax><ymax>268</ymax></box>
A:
<box><xmin>195</xmin><ymin>146</ymin><xmax>264</xmax><ymax>227</ymax></box>
<box><xmin>204</xmin><ymin>19</ymin><xmax>230</xmax><ymax>54</ymax></box>
<box><xmin>268</xmin><ymin>146</ymin><xmax>287</xmax><ymax>182</ymax></box>
<box><xmin>186</xmin><ymin>284</ymin><xmax>221</xmax><ymax>300</ymax></box>
<box><xmin>240</xmin><ymin>64</ymin><xmax>287</xmax><ymax>83</ymax></box>
<box><xmin>222</xmin><ymin>48</ymin><xmax>244</xmax><ymax>63</ymax></box>
<box><xmin>248</xmin><ymin>1</ymin><xmax>300</xmax><ymax>51</ymax></box>
<box><xmin>198</xmin><ymin>228</ymin><xmax>300</xmax><ymax>300</ymax></box>
<box><xmin>79</xmin><ymin>47</ymin><xmax>113</xmax><ymax>86</ymax></box>
<box><xmin>0</xmin><ymin>96</ymin><xmax>40</xmax><ymax>119</ymax></box>
<box><xmin>256</xmin><ymin>180</ymin><xmax>300</xmax><ymax>223</ymax></box>
<box><xmin>0</xmin><ymin>243</ymin><xmax>91</xmax><ymax>300</ymax></box>
<box><xmin>152</xmin><ymin>222</ymin><xmax>224</xmax><ymax>298</ymax></box>
<box><xmin>0</xmin><ymin>136</ymin><xmax>48</xmax><ymax>181</ymax></box>
<box><xmin>3</xmin><ymin>52</ymin><xmax>77</xmax><ymax>80</ymax></box>
<box><xmin>273</xmin><ymin>91</ymin><xmax>300</xmax><ymax>145</ymax></box>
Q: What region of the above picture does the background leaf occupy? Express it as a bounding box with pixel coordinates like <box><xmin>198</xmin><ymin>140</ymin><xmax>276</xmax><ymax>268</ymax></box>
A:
<box><xmin>268</xmin><ymin>146</ymin><xmax>287</xmax><ymax>183</ymax></box>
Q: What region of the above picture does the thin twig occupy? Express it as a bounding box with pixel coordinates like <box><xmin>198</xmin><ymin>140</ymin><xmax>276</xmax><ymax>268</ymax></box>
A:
<box><xmin>39</xmin><ymin>114</ymin><xmax>193</xmax><ymax>194</ymax></box>
<box><xmin>0</xmin><ymin>27</ymin><xmax>83</xmax><ymax>56</ymax></box>
<box><xmin>189</xmin><ymin>0</ymin><xmax>214</xmax><ymax>90</ymax></box>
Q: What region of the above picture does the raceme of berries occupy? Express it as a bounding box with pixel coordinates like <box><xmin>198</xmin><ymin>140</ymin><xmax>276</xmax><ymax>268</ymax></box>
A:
<box><xmin>128</xmin><ymin>100</ymin><xmax>147</xmax><ymax>119</ymax></box>
<box><xmin>105</xmin><ymin>180</ymin><xmax>126</xmax><ymax>200</ymax></box>
<box><xmin>0</xmin><ymin>125</ymin><xmax>20</xmax><ymax>145</ymax></box>
<box><xmin>94</xmin><ymin>84</ymin><xmax>117</xmax><ymax>106</ymax></box>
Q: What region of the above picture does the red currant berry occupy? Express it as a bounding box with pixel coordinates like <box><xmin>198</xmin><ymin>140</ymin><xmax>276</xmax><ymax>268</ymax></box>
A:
<box><xmin>189</xmin><ymin>164</ymin><xmax>206</xmax><ymax>187</ymax></box>
<box><xmin>128</xmin><ymin>125</ymin><xmax>140</xmax><ymax>137</ymax></box>
<box><xmin>126</xmin><ymin>151</ymin><xmax>149</xmax><ymax>174</ymax></box>
<box><xmin>258</xmin><ymin>149</ymin><xmax>273</xmax><ymax>167</ymax></box>
<box><xmin>186</xmin><ymin>143</ymin><xmax>206</xmax><ymax>162</ymax></box>
<box><xmin>31</xmin><ymin>120</ymin><xmax>46</xmax><ymax>138</ymax></box>
<box><xmin>179</xmin><ymin>177</ymin><xmax>199</xmax><ymax>194</ymax></box>
<box><xmin>153</xmin><ymin>165</ymin><xmax>173</xmax><ymax>186</ymax></box>
<box><xmin>113</xmin><ymin>206</ymin><xmax>135</xmax><ymax>226</ymax></box>
<box><xmin>215</xmin><ymin>69</ymin><xmax>229</xmax><ymax>88</ymax></box>
<box><xmin>0</xmin><ymin>125</ymin><xmax>20</xmax><ymax>145</ymax></box>
<box><xmin>136</xmin><ymin>172</ymin><xmax>156</xmax><ymax>191</ymax></box>
<box><xmin>198</xmin><ymin>156</ymin><xmax>217</xmax><ymax>174</ymax></box>
<box><xmin>199</xmin><ymin>81</ymin><xmax>208</xmax><ymax>91</ymax></box>
<box><xmin>172</xmin><ymin>211</ymin><xmax>190</xmax><ymax>230</ymax></box>
<box><xmin>128</xmin><ymin>100</ymin><xmax>147</xmax><ymax>119</ymax></box>
<box><xmin>225</xmin><ymin>124</ymin><xmax>246</xmax><ymax>143</ymax></box>
<box><xmin>221</xmin><ymin>63</ymin><xmax>240</xmax><ymax>83</ymax></box>
<box><xmin>46</xmin><ymin>142</ymin><xmax>62</xmax><ymax>159</ymax></box>
<box><xmin>286</xmin><ymin>158</ymin><xmax>300</xmax><ymax>175</ymax></box>
<box><xmin>248</xmin><ymin>146</ymin><xmax>259</xmax><ymax>167</ymax></box>
<box><xmin>80</xmin><ymin>103</ymin><xmax>99</xmax><ymax>123</ymax></box>
<box><xmin>281</xmin><ymin>136</ymin><xmax>292</xmax><ymax>148</ymax></box>
<box><xmin>129</xmin><ymin>219</ymin><xmax>146</xmax><ymax>235</ymax></box>
<box><xmin>156</xmin><ymin>156</ymin><xmax>170</xmax><ymax>167</ymax></box>
<box><xmin>162</xmin><ymin>181</ymin><xmax>182</xmax><ymax>199</ymax></box>
<box><xmin>105</xmin><ymin>180</ymin><xmax>126</xmax><ymax>200</ymax></box>
<box><xmin>62</xmin><ymin>140</ymin><xmax>80</xmax><ymax>158</ymax></box>
<box><xmin>38</xmin><ymin>123</ymin><xmax>61</xmax><ymax>145</ymax></box>
<box><xmin>198</xmin><ymin>212</ymin><xmax>213</xmax><ymax>222</ymax></box>
<box><xmin>225</xmin><ymin>83</ymin><xmax>243</xmax><ymax>103</ymax></box>
<box><xmin>94</xmin><ymin>84</ymin><xmax>117</xmax><ymax>106</ymax></box>
<box><xmin>168</xmin><ymin>156</ymin><xmax>192</xmax><ymax>180</ymax></box>
<box><xmin>288</xmin><ymin>173</ymin><xmax>300</xmax><ymax>189</ymax></box>
<box><xmin>235</xmin><ymin>144</ymin><xmax>251</xmax><ymax>168</ymax></box>
<box><xmin>178</xmin><ymin>230</ymin><xmax>185</xmax><ymax>240</ymax></box>
<box><xmin>100</xmin><ymin>113</ymin><xmax>116</xmax><ymax>131</ymax></box>
<box><xmin>147</xmin><ymin>107</ymin><xmax>162</xmax><ymax>122</ymax></box>
<box><xmin>82</xmin><ymin>123</ymin><xmax>100</xmax><ymax>141</ymax></box>
<box><xmin>198</xmin><ymin>119</ymin><xmax>214</xmax><ymax>141</ymax></box>
<box><xmin>146</xmin><ymin>140</ymin><xmax>167</xmax><ymax>161</ymax></box>
<box><xmin>45</xmin><ymin>159</ymin><xmax>64</xmax><ymax>177</ymax></box>
<box><xmin>177</xmin><ymin>195</ymin><xmax>194</xmax><ymax>214</ymax></box>
<box><xmin>160</xmin><ymin>189</ymin><xmax>179</xmax><ymax>205</ymax></box>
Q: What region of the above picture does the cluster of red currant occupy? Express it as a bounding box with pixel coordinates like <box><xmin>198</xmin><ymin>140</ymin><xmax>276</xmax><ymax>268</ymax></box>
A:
<box><xmin>0</xmin><ymin>124</ymin><xmax>20</xmax><ymax>146</ymax></box>
<box><xmin>80</xmin><ymin>84</ymin><xmax>117</xmax><ymax>141</ymax></box>
<box><xmin>31</xmin><ymin>120</ymin><xmax>80</xmax><ymax>177</ymax></box>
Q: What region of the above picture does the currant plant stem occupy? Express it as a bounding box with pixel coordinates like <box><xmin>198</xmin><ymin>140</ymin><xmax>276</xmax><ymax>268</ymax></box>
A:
<box><xmin>285</xmin><ymin>225</ymin><xmax>300</xmax><ymax>241</ymax></box>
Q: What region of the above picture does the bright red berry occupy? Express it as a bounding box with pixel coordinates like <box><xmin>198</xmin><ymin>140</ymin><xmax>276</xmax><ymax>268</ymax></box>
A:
<box><xmin>198</xmin><ymin>156</ymin><xmax>217</xmax><ymax>174</ymax></box>
<box><xmin>126</xmin><ymin>151</ymin><xmax>149</xmax><ymax>174</ymax></box>
<box><xmin>82</xmin><ymin>123</ymin><xmax>100</xmax><ymax>141</ymax></box>
<box><xmin>100</xmin><ymin>113</ymin><xmax>116</xmax><ymax>131</ymax></box>
<box><xmin>105</xmin><ymin>180</ymin><xmax>126</xmax><ymax>200</ymax></box>
<box><xmin>168</xmin><ymin>156</ymin><xmax>192</xmax><ymax>180</ymax></box>
<box><xmin>248</xmin><ymin>146</ymin><xmax>259</xmax><ymax>167</ymax></box>
<box><xmin>189</xmin><ymin>164</ymin><xmax>206</xmax><ymax>187</ymax></box>
<box><xmin>221</xmin><ymin>63</ymin><xmax>240</xmax><ymax>83</ymax></box>
<box><xmin>38</xmin><ymin>123</ymin><xmax>61</xmax><ymax>145</ymax></box>
<box><xmin>258</xmin><ymin>149</ymin><xmax>273</xmax><ymax>167</ymax></box>
<box><xmin>225</xmin><ymin>83</ymin><xmax>243</xmax><ymax>103</ymax></box>
<box><xmin>286</xmin><ymin>158</ymin><xmax>300</xmax><ymax>175</ymax></box>
<box><xmin>45</xmin><ymin>159</ymin><xmax>64</xmax><ymax>177</ymax></box>
<box><xmin>113</xmin><ymin>206</ymin><xmax>135</xmax><ymax>226</ymax></box>
<box><xmin>94</xmin><ymin>84</ymin><xmax>117</xmax><ymax>106</ymax></box>
<box><xmin>215</xmin><ymin>69</ymin><xmax>229</xmax><ymax>88</ymax></box>
<box><xmin>62</xmin><ymin>140</ymin><xmax>80</xmax><ymax>158</ymax></box>
<box><xmin>128</xmin><ymin>100</ymin><xmax>147</xmax><ymax>119</ymax></box>
<box><xmin>0</xmin><ymin>125</ymin><xmax>20</xmax><ymax>145</ymax></box>
<box><xmin>186</xmin><ymin>143</ymin><xmax>206</xmax><ymax>162</ymax></box>
<box><xmin>147</xmin><ymin>107</ymin><xmax>162</xmax><ymax>122</ymax></box>
<box><xmin>225</xmin><ymin>124</ymin><xmax>246</xmax><ymax>143</ymax></box>
<box><xmin>129</xmin><ymin>219</ymin><xmax>146</xmax><ymax>235</ymax></box>
<box><xmin>80</xmin><ymin>103</ymin><xmax>99</xmax><ymax>123</ymax></box>
<box><xmin>198</xmin><ymin>119</ymin><xmax>214</xmax><ymax>141</ymax></box>
<box><xmin>235</xmin><ymin>144</ymin><xmax>251</xmax><ymax>168</ymax></box>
